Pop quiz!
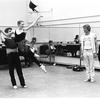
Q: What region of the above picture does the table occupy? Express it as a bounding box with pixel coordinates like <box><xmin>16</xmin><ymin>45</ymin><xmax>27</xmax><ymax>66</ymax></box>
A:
<box><xmin>66</xmin><ymin>43</ymin><xmax>81</xmax><ymax>57</ymax></box>
<box><xmin>55</xmin><ymin>43</ymin><xmax>81</xmax><ymax>57</ymax></box>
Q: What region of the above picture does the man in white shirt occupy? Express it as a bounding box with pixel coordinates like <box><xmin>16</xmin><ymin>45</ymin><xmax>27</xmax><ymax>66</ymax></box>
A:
<box><xmin>80</xmin><ymin>24</ymin><xmax>97</xmax><ymax>83</ymax></box>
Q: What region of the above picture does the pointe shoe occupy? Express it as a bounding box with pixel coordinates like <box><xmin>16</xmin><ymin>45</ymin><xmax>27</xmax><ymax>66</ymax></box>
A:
<box><xmin>40</xmin><ymin>64</ymin><xmax>47</xmax><ymax>74</ymax></box>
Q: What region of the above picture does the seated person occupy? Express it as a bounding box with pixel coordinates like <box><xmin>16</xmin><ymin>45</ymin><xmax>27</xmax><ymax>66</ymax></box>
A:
<box><xmin>56</xmin><ymin>42</ymin><xmax>63</xmax><ymax>56</ymax></box>
<box><xmin>74</xmin><ymin>35</ymin><xmax>80</xmax><ymax>44</ymax></box>
<box><xmin>73</xmin><ymin>35</ymin><xmax>80</xmax><ymax>57</ymax></box>
<box><xmin>46</xmin><ymin>40</ymin><xmax>56</xmax><ymax>65</ymax></box>
<box><xmin>24</xmin><ymin>38</ymin><xmax>47</xmax><ymax>73</ymax></box>
<box><xmin>26</xmin><ymin>37</ymin><xmax>39</xmax><ymax>58</ymax></box>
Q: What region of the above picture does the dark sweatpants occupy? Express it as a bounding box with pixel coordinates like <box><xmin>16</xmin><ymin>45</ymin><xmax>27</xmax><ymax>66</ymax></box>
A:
<box><xmin>7</xmin><ymin>52</ymin><xmax>25</xmax><ymax>86</ymax></box>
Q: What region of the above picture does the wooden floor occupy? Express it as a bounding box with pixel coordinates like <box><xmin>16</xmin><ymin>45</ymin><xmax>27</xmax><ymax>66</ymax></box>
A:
<box><xmin>0</xmin><ymin>56</ymin><xmax>100</xmax><ymax>98</ymax></box>
<box><xmin>0</xmin><ymin>63</ymin><xmax>100</xmax><ymax>98</ymax></box>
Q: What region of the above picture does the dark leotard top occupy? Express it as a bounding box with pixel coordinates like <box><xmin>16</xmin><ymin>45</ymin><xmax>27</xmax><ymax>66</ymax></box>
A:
<box><xmin>15</xmin><ymin>30</ymin><xmax>26</xmax><ymax>42</ymax></box>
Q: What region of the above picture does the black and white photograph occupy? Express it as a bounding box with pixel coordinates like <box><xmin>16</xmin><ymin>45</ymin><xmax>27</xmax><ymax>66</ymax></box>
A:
<box><xmin>0</xmin><ymin>0</ymin><xmax>100</xmax><ymax>99</ymax></box>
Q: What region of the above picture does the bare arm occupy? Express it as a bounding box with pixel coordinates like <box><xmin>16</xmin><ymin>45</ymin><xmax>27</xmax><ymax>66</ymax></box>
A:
<box><xmin>0</xmin><ymin>30</ymin><xmax>14</xmax><ymax>37</ymax></box>
<box><xmin>80</xmin><ymin>37</ymin><xmax>83</xmax><ymax>55</ymax></box>
<box><xmin>23</xmin><ymin>16</ymin><xmax>43</xmax><ymax>31</ymax></box>
<box><xmin>23</xmin><ymin>22</ymin><xmax>35</xmax><ymax>31</ymax></box>
<box><xmin>94</xmin><ymin>36</ymin><xmax>97</xmax><ymax>54</ymax></box>
<box><xmin>0</xmin><ymin>30</ymin><xmax>8</xmax><ymax>37</ymax></box>
<box><xmin>0</xmin><ymin>30</ymin><xmax>6</xmax><ymax>42</ymax></box>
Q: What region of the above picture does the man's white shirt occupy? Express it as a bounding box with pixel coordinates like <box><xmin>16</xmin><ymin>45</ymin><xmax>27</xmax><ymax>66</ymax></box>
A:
<box><xmin>80</xmin><ymin>32</ymin><xmax>96</xmax><ymax>53</ymax></box>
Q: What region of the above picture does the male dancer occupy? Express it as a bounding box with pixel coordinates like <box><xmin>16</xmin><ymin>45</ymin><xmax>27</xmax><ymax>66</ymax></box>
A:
<box><xmin>80</xmin><ymin>24</ymin><xmax>97</xmax><ymax>82</ymax></box>
<box><xmin>0</xmin><ymin>28</ymin><xmax>27</xmax><ymax>89</ymax></box>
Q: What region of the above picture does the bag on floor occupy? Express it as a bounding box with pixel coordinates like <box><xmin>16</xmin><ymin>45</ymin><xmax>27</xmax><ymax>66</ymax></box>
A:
<box><xmin>72</xmin><ymin>65</ymin><xmax>84</xmax><ymax>72</ymax></box>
